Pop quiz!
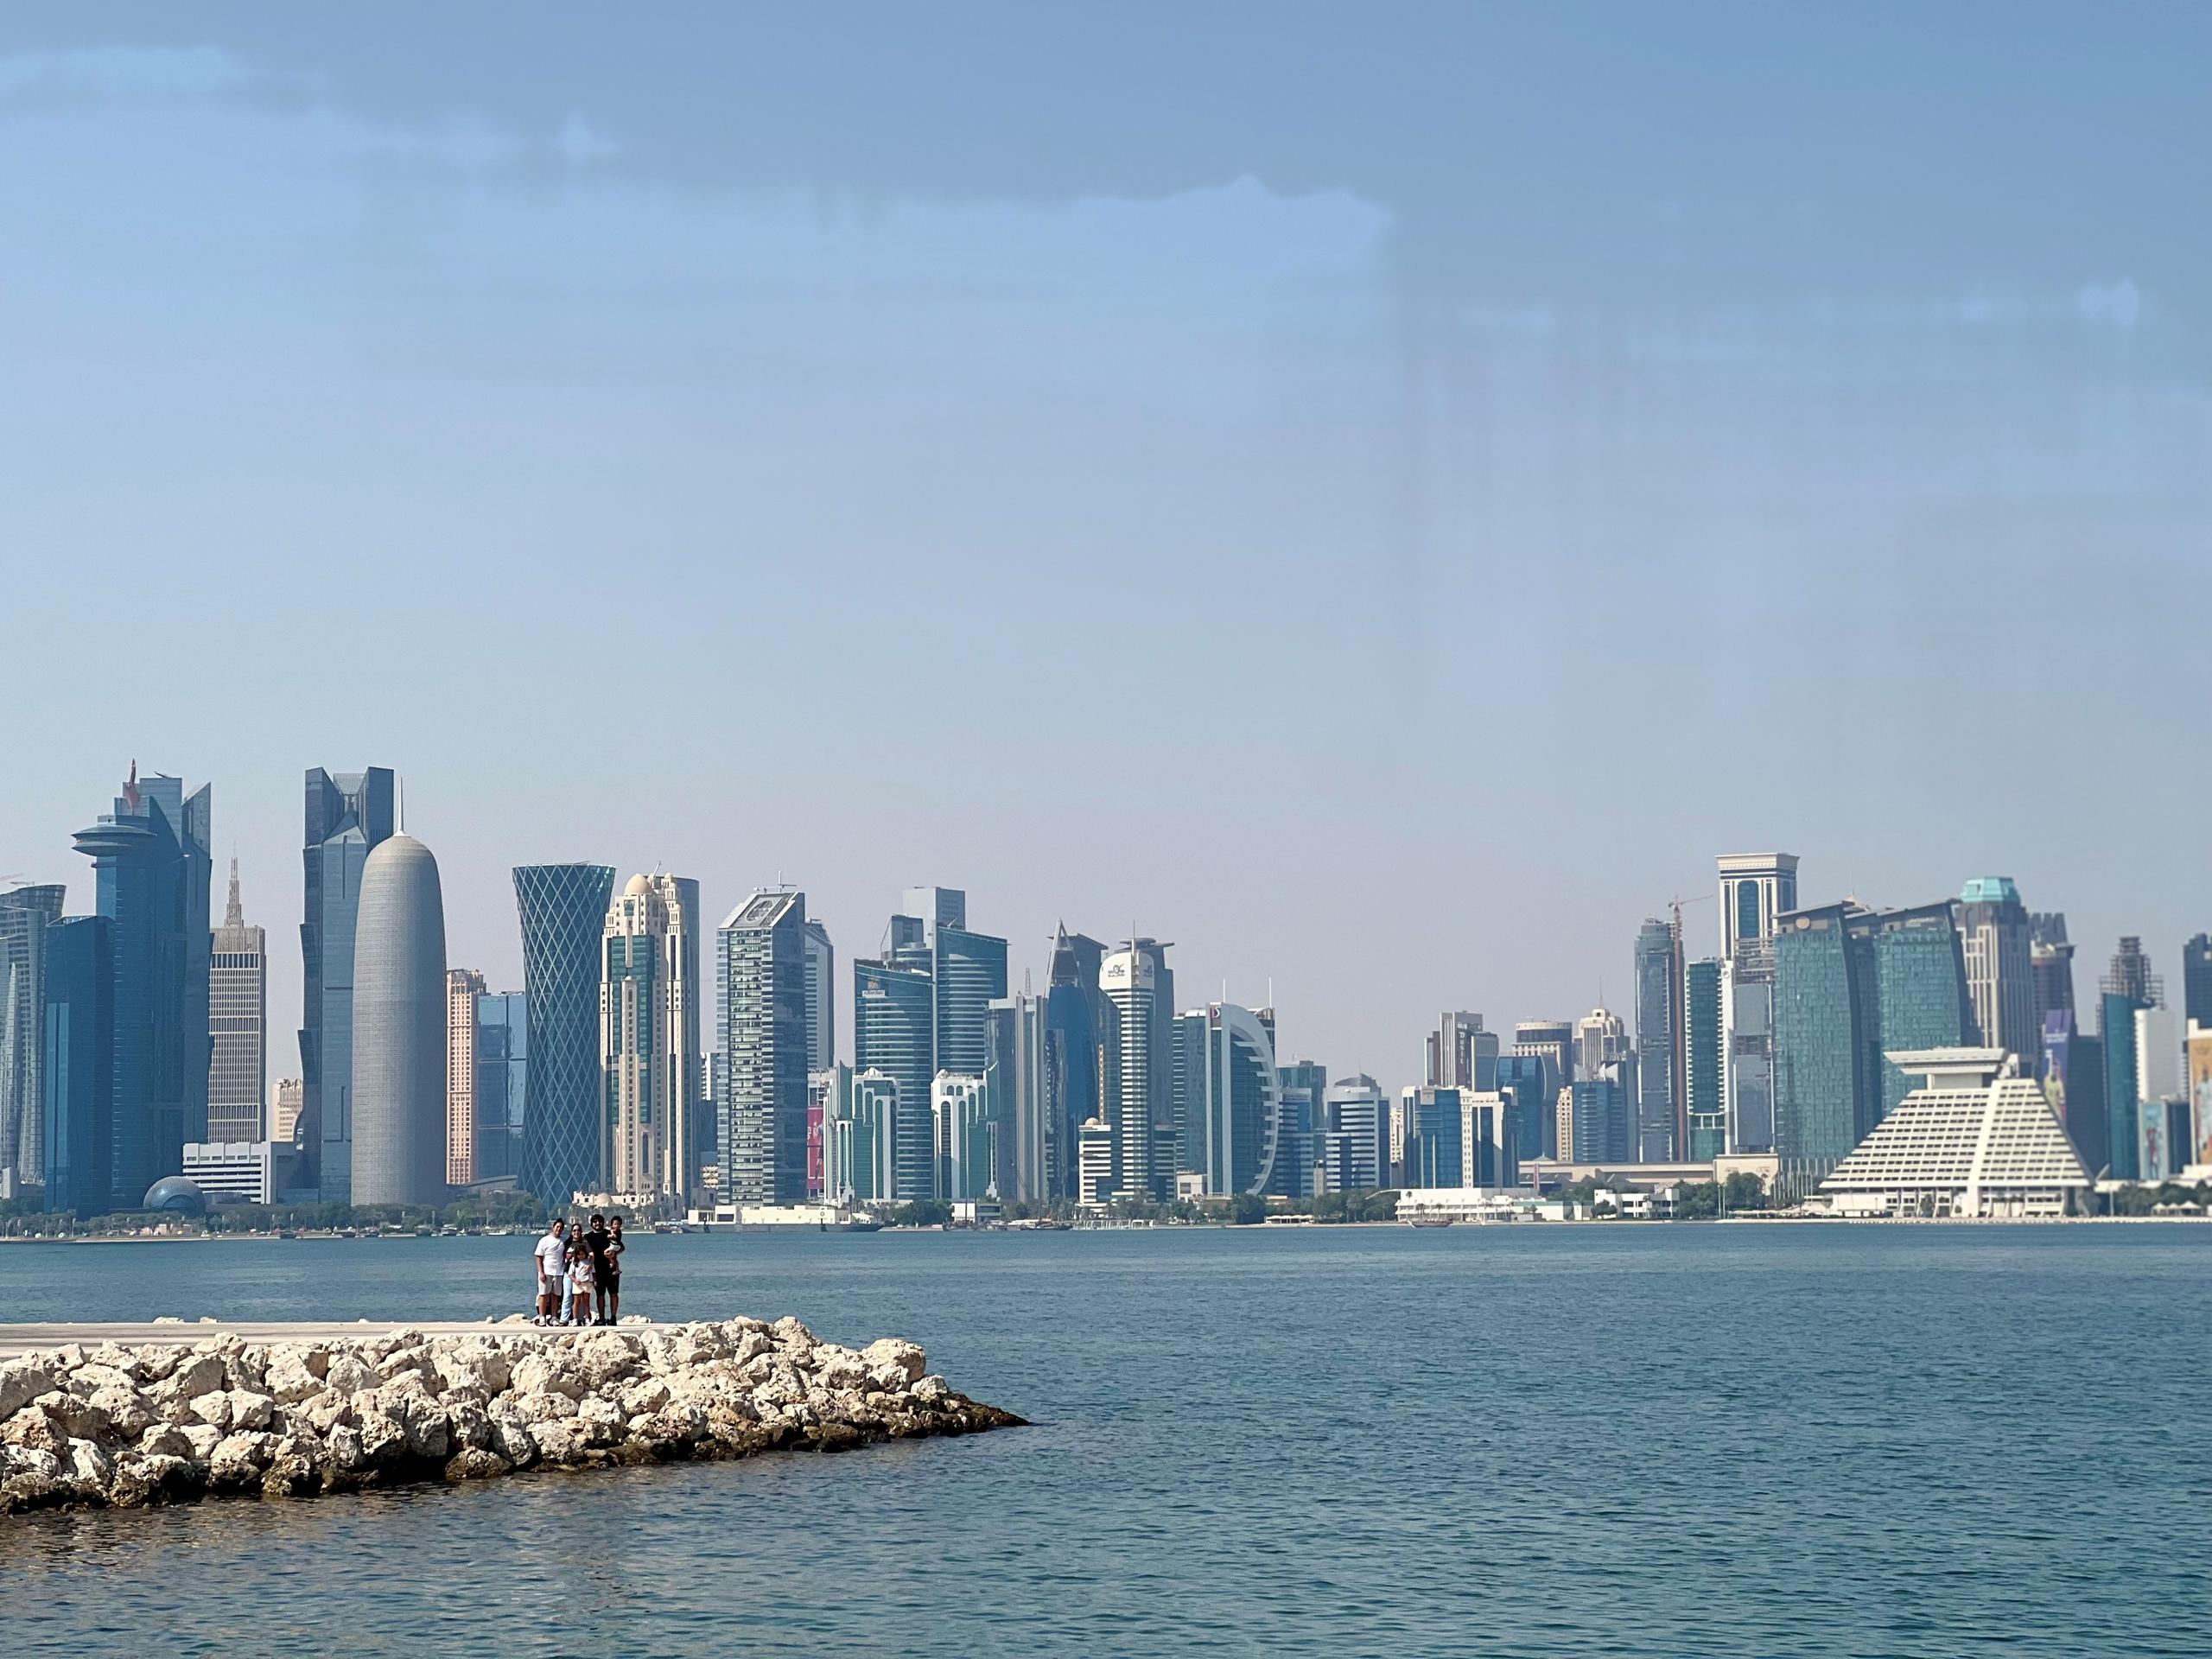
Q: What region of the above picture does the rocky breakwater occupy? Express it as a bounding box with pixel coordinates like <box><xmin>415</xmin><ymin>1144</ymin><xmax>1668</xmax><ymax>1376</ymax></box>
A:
<box><xmin>0</xmin><ymin>1318</ymin><xmax>1020</xmax><ymax>1515</ymax></box>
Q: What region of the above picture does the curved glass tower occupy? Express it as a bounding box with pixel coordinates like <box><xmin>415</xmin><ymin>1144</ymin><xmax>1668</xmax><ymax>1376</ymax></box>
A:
<box><xmin>352</xmin><ymin>836</ymin><xmax>448</xmax><ymax>1206</ymax></box>
<box><xmin>514</xmin><ymin>863</ymin><xmax>615</xmax><ymax>1206</ymax></box>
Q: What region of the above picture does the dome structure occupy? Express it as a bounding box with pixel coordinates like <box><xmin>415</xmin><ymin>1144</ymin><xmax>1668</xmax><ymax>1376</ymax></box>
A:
<box><xmin>351</xmin><ymin>834</ymin><xmax>448</xmax><ymax>1206</ymax></box>
<box><xmin>143</xmin><ymin>1176</ymin><xmax>207</xmax><ymax>1215</ymax></box>
<box><xmin>625</xmin><ymin>872</ymin><xmax>652</xmax><ymax>897</ymax></box>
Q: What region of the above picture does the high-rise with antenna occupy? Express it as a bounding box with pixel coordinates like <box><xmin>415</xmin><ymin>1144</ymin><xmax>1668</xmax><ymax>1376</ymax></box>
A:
<box><xmin>207</xmin><ymin>856</ymin><xmax>268</xmax><ymax>1141</ymax></box>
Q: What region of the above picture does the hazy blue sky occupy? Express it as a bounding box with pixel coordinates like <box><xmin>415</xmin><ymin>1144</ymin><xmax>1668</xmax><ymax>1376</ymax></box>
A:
<box><xmin>3</xmin><ymin>3</ymin><xmax>2207</xmax><ymax>1090</ymax></box>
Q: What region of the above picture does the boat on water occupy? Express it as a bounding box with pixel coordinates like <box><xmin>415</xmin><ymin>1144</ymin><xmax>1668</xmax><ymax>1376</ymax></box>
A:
<box><xmin>1405</xmin><ymin>1217</ymin><xmax>1456</xmax><ymax>1228</ymax></box>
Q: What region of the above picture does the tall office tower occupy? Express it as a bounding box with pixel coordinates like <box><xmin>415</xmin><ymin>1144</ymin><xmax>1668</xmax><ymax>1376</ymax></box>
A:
<box><xmin>444</xmin><ymin>968</ymin><xmax>486</xmax><ymax>1187</ymax></box>
<box><xmin>601</xmin><ymin>874</ymin><xmax>703</xmax><ymax>1201</ymax></box>
<box><xmin>1272</xmin><ymin>1058</ymin><xmax>1326</xmax><ymax>1198</ymax></box>
<box><xmin>1718</xmin><ymin>853</ymin><xmax>1800</xmax><ymax>961</ymax></box>
<box><xmin>932</xmin><ymin>1073</ymin><xmax>995</xmax><ymax>1201</ymax></box>
<box><xmin>805</xmin><ymin>1070</ymin><xmax>831</xmax><ymax>1198</ymax></box>
<box><xmin>1040</xmin><ymin>925</ymin><xmax>1109</xmax><ymax>1200</ymax></box>
<box><xmin>472</xmin><ymin>990</ymin><xmax>529</xmax><ymax>1182</ymax></box>
<box><xmin>1495</xmin><ymin>1053</ymin><xmax>1551</xmax><ymax>1173</ymax></box>
<box><xmin>1573</xmin><ymin>1007</ymin><xmax>1628</xmax><ymax>1080</ymax></box>
<box><xmin>933</xmin><ymin>915</ymin><xmax>1008</xmax><ymax>1081</ymax></box>
<box><xmin>2029</xmin><ymin>912</ymin><xmax>2076</xmax><ymax>1041</ymax></box>
<box><xmin>512</xmin><ymin>863</ymin><xmax>616</xmax><ymax>1207</ymax></box>
<box><xmin>1460</xmin><ymin>1091</ymin><xmax>1514</xmax><ymax>1186</ymax></box>
<box><xmin>73</xmin><ymin>766</ymin><xmax>212</xmax><ymax>1209</ymax></box>
<box><xmin>40</xmin><ymin>915</ymin><xmax>112</xmax><ymax>1214</ymax></box>
<box><xmin>1510</xmin><ymin>1021</ymin><xmax>1572</xmax><ymax>1156</ymax></box>
<box><xmin>2041</xmin><ymin>1014</ymin><xmax>2107</xmax><ymax>1174</ymax></box>
<box><xmin>270</xmin><ymin>1077</ymin><xmax>304</xmax><ymax>1145</ymax></box>
<box><xmin>1174</xmin><ymin>1002</ymin><xmax>1283</xmax><ymax>1198</ymax></box>
<box><xmin>801</xmin><ymin>918</ymin><xmax>836</xmax><ymax>1072</ymax></box>
<box><xmin>1396</xmin><ymin>1086</ymin><xmax>1464</xmax><ymax>1187</ymax></box>
<box><xmin>1101</xmin><ymin>938</ymin><xmax>1175</xmax><ymax>1198</ymax></box>
<box><xmin>986</xmin><ymin>993</ymin><xmax>1044</xmax><ymax>1202</ymax></box>
<box><xmin>1569</xmin><ymin>1065</ymin><xmax>1635</xmax><ymax>1162</ymax></box>
<box><xmin>1433</xmin><ymin>1013</ymin><xmax>1486</xmax><ymax>1092</ymax></box>
<box><xmin>2133</xmin><ymin>1005</ymin><xmax>2182</xmax><ymax>1179</ymax></box>
<box><xmin>1076</xmin><ymin>1116</ymin><xmax>1116</xmax><ymax>1205</ymax></box>
<box><xmin>853</xmin><ymin>956</ymin><xmax>935</xmax><ymax>1199</ymax></box>
<box><xmin>2103</xmin><ymin>938</ymin><xmax>2161</xmax><ymax>1007</ymax></box>
<box><xmin>350</xmin><ymin>835</ymin><xmax>448</xmax><ymax>1208</ymax></box>
<box><xmin>0</xmin><ymin>884</ymin><xmax>66</xmax><ymax>1189</ymax></box>
<box><xmin>1318</xmin><ymin>1075</ymin><xmax>1388</xmax><ymax>1192</ymax></box>
<box><xmin>1772</xmin><ymin>902</ymin><xmax>1875</xmax><ymax>1198</ymax></box>
<box><xmin>207</xmin><ymin>860</ymin><xmax>266</xmax><ymax>1144</ymax></box>
<box><xmin>1868</xmin><ymin>903</ymin><xmax>1974</xmax><ymax>1122</ymax></box>
<box><xmin>1685</xmin><ymin>957</ymin><xmax>1725</xmax><ymax>1159</ymax></box>
<box><xmin>1632</xmin><ymin>918</ymin><xmax>1681</xmax><ymax>1160</ymax></box>
<box><xmin>1721</xmin><ymin>949</ymin><xmax>1779</xmax><ymax>1154</ymax></box>
<box><xmin>2099</xmin><ymin>990</ymin><xmax>2150</xmax><ymax>1180</ymax></box>
<box><xmin>718</xmin><ymin>888</ymin><xmax>811</xmax><ymax>1204</ymax></box>
<box><xmin>820</xmin><ymin>1065</ymin><xmax>899</xmax><ymax>1205</ymax></box>
<box><xmin>2183</xmin><ymin>933</ymin><xmax>2212</xmax><ymax>1033</ymax></box>
<box><xmin>300</xmin><ymin>766</ymin><xmax>394</xmax><ymax>1202</ymax></box>
<box><xmin>1955</xmin><ymin>877</ymin><xmax>2036</xmax><ymax>1061</ymax></box>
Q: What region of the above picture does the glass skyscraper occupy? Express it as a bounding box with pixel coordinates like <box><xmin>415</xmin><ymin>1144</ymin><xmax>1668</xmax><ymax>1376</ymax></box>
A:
<box><xmin>39</xmin><ymin>914</ymin><xmax>111</xmax><ymax>1215</ymax></box>
<box><xmin>73</xmin><ymin>767</ymin><xmax>211</xmax><ymax>1211</ymax></box>
<box><xmin>300</xmin><ymin>766</ymin><xmax>393</xmax><ymax>1202</ymax></box>
<box><xmin>1685</xmin><ymin>957</ymin><xmax>1725</xmax><ymax>1160</ymax></box>
<box><xmin>1633</xmin><ymin>918</ymin><xmax>1681</xmax><ymax>1160</ymax></box>
<box><xmin>473</xmin><ymin>989</ymin><xmax>529</xmax><ymax>1182</ymax></box>
<box><xmin>718</xmin><ymin>887</ymin><xmax>810</xmax><ymax>1204</ymax></box>
<box><xmin>853</xmin><ymin>955</ymin><xmax>935</xmax><ymax>1200</ymax></box>
<box><xmin>513</xmin><ymin>862</ymin><xmax>616</xmax><ymax>1206</ymax></box>
<box><xmin>1772</xmin><ymin>904</ymin><xmax>1872</xmax><ymax>1197</ymax></box>
<box><xmin>1040</xmin><ymin>925</ymin><xmax>1109</xmax><ymax>1201</ymax></box>
<box><xmin>1</xmin><ymin>883</ymin><xmax>66</xmax><ymax>1191</ymax></box>
<box><xmin>1869</xmin><ymin>903</ymin><xmax>1973</xmax><ymax>1122</ymax></box>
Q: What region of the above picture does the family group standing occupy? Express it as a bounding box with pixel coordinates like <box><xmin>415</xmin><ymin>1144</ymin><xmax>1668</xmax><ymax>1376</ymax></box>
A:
<box><xmin>531</xmin><ymin>1214</ymin><xmax>626</xmax><ymax>1326</ymax></box>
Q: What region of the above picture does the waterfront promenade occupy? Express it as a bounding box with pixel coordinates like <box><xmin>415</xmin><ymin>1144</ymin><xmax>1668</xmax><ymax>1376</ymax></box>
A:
<box><xmin>0</xmin><ymin>1319</ymin><xmax>544</xmax><ymax>1363</ymax></box>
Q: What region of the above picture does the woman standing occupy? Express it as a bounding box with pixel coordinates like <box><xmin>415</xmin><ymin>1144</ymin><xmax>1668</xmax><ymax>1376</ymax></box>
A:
<box><xmin>600</xmin><ymin>1216</ymin><xmax>626</xmax><ymax>1325</ymax></box>
<box><xmin>566</xmin><ymin>1223</ymin><xmax>596</xmax><ymax>1326</ymax></box>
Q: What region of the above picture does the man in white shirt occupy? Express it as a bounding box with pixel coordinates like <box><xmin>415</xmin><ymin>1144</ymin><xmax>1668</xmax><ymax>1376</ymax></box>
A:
<box><xmin>533</xmin><ymin>1218</ymin><xmax>568</xmax><ymax>1324</ymax></box>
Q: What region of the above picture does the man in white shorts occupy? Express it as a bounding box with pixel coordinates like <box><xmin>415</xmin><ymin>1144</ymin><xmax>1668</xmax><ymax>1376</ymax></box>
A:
<box><xmin>533</xmin><ymin>1217</ymin><xmax>568</xmax><ymax>1324</ymax></box>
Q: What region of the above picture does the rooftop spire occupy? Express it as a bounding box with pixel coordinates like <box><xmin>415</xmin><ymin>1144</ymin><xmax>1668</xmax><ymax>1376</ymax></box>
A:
<box><xmin>225</xmin><ymin>856</ymin><xmax>243</xmax><ymax>927</ymax></box>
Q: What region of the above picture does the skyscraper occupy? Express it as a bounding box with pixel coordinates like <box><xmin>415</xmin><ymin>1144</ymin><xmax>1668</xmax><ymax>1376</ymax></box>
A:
<box><xmin>1573</xmin><ymin>1007</ymin><xmax>1628</xmax><ymax>1080</ymax></box>
<box><xmin>932</xmin><ymin>1072</ymin><xmax>995</xmax><ymax>1201</ymax></box>
<box><xmin>0</xmin><ymin>884</ymin><xmax>66</xmax><ymax>1191</ymax></box>
<box><xmin>73</xmin><ymin>766</ymin><xmax>212</xmax><ymax>1209</ymax></box>
<box><xmin>853</xmin><ymin>955</ymin><xmax>936</xmax><ymax>1199</ymax></box>
<box><xmin>2030</xmin><ymin>912</ymin><xmax>2075</xmax><ymax>1041</ymax></box>
<box><xmin>39</xmin><ymin>914</ymin><xmax>111</xmax><ymax>1215</ymax></box>
<box><xmin>1510</xmin><ymin>1020</ymin><xmax>1571</xmax><ymax>1158</ymax></box>
<box><xmin>207</xmin><ymin>859</ymin><xmax>266</xmax><ymax>1143</ymax></box>
<box><xmin>1718</xmin><ymin>853</ymin><xmax>1800</xmax><ymax>961</ymax></box>
<box><xmin>1040</xmin><ymin>925</ymin><xmax>1109</xmax><ymax>1200</ymax></box>
<box><xmin>1955</xmin><ymin>877</ymin><xmax>2036</xmax><ymax>1061</ymax></box>
<box><xmin>2183</xmin><ymin>933</ymin><xmax>2212</xmax><ymax>1033</ymax></box>
<box><xmin>1632</xmin><ymin>918</ymin><xmax>1681</xmax><ymax>1160</ymax></box>
<box><xmin>2103</xmin><ymin>937</ymin><xmax>2161</xmax><ymax>1007</ymax></box>
<box><xmin>1098</xmin><ymin>938</ymin><xmax>1174</xmax><ymax>1199</ymax></box>
<box><xmin>1868</xmin><ymin>902</ymin><xmax>1974</xmax><ymax>1122</ymax></box>
<box><xmin>300</xmin><ymin>766</ymin><xmax>394</xmax><ymax>1200</ymax></box>
<box><xmin>472</xmin><ymin>989</ymin><xmax>529</xmax><ymax>1182</ymax></box>
<box><xmin>1684</xmin><ymin>957</ymin><xmax>1724</xmax><ymax>1160</ymax></box>
<box><xmin>2100</xmin><ymin>990</ymin><xmax>2148</xmax><ymax>1181</ymax></box>
<box><xmin>1179</xmin><ymin>1001</ymin><xmax>1283</xmax><ymax>1198</ymax></box>
<box><xmin>445</xmin><ymin>968</ymin><xmax>486</xmax><ymax>1186</ymax></box>
<box><xmin>270</xmin><ymin>1077</ymin><xmax>303</xmax><ymax>1145</ymax></box>
<box><xmin>350</xmin><ymin>834</ymin><xmax>448</xmax><ymax>1208</ymax></box>
<box><xmin>934</xmin><ymin>916</ymin><xmax>1009</xmax><ymax>1079</ymax></box>
<box><xmin>1424</xmin><ymin>1012</ymin><xmax>1496</xmax><ymax>1090</ymax></box>
<box><xmin>601</xmin><ymin>873</ymin><xmax>703</xmax><ymax>1201</ymax></box>
<box><xmin>1317</xmin><ymin>1074</ymin><xmax>1387</xmax><ymax>1192</ymax></box>
<box><xmin>986</xmin><ymin>992</ymin><xmax>1045</xmax><ymax>1202</ymax></box>
<box><xmin>719</xmin><ymin>887</ymin><xmax>810</xmax><ymax>1204</ymax></box>
<box><xmin>820</xmin><ymin>1065</ymin><xmax>898</xmax><ymax>1205</ymax></box>
<box><xmin>2133</xmin><ymin>1004</ymin><xmax>2182</xmax><ymax>1180</ymax></box>
<box><xmin>512</xmin><ymin>862</ymin><xmax>616</xmax><ymax>1206</ymax></box>
<box><xmin>1772</xmin><ymin>903</ymin><xmax>1873</xmax><ymax>1197</ymax></box>
<box><xmin>801</xmin><ymin>918</ymin><xmax>836</xmax><ymax>1072</ymax></box>
<box><xmin>1495</xmin><ymin>1052</ymin><xmax>1550</xmax><ymax>1173</ymax></box>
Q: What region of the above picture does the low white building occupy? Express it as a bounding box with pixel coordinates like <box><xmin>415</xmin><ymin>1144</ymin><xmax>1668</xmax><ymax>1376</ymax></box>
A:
<box><xmin>181</xmin><ymin>1141</ymin><xmax>295</xmax><ymax>1205</ymax></box>
<box><xmin>1820</xmin><ymin>1049</ymin><xmax>2092</xmax><ymax>1219</ymax></box>
<box><xmin>1394</xmin><ymin>1187</ymin><xmax>1569</xmax><ymax>1223</ymax></box>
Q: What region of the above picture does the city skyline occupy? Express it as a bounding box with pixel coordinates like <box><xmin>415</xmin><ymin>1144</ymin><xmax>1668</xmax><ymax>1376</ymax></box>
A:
<box><xmin>13</xmin><ymin>770</ymin><xmax>2212</xmax><ymax>1113</ymax></box>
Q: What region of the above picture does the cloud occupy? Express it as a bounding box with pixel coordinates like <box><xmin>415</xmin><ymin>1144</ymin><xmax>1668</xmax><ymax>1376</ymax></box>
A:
<box><xmin>2076</xmin><ymin>279</ymin><xmax>2141</xmax><ymax>329</ymax></box>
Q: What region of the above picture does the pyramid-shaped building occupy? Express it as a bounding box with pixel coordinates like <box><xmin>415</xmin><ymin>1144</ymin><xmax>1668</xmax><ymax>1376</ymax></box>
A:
<box><xmin>1821</xmin><ymin>1049</ymin><xmax>2091</xmax><ymax>1219</ymax></box>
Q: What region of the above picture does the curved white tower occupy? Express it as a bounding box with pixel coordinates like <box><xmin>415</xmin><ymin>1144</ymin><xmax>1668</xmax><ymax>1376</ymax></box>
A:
<box><xmin>352</xmin><ymin>834</ymin><xmax>448</xmax><ymax>1206</ymax></box>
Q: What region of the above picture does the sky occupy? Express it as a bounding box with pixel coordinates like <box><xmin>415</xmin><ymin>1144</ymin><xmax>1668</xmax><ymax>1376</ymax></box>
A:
<box><xmin>3</xmin><ymin>3</ymin><xmax>2208</xmax><ymax>1093</ymax></box>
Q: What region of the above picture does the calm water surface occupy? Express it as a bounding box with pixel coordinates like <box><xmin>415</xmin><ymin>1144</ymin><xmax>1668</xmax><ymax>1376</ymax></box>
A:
<box><xmin>1</xmin><ymin>1224</ymin><xmax>2206</xmax><ymax>1656</ymax></box>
